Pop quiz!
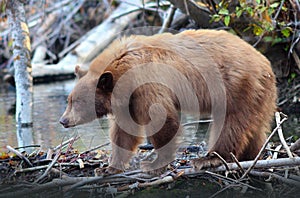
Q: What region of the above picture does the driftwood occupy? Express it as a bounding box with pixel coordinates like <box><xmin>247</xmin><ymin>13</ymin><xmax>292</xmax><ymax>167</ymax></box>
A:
<box><xmin>73</xmin><ymin>0</ymin><xmax>150</xmax><ymax>64</ymax></box>
<box><xmin>184</xmin><ymin>157</ymin><xmax>300</xmax><ymax>174</ymax></box>
<box><xmin>2</xmin><ymin>113</ymin><xmax>300</xmax><ymax>198</ymax></box>
<box><xmin>32</xmin><ymin>0</ymin><xmax>150</xmax><ymax>78</ymax></box>
<box><xmin>2</xmin><ymin>157</ymin><xmax>300</xmax><ymax>198</ymax></box>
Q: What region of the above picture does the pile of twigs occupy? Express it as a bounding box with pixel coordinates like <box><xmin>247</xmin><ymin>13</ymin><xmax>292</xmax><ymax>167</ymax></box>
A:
<box><xmin>0</xmin><ymin>112</ymin><xmax>299</xmax><ymax>197</ymax></box>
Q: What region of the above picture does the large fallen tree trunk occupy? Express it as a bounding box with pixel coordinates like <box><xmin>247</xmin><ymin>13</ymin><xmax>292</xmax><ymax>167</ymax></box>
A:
<box><xmin>32</xmin><ymin>0</ymin><xmax>149</xmax><ymax>78</ymax></box>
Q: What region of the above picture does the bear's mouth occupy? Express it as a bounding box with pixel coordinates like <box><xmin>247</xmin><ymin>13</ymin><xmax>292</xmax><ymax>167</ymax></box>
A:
<box><xmin>62</xmin><ymin>124</ymin><xmax>76</xmax><ymax>128</ymax></box>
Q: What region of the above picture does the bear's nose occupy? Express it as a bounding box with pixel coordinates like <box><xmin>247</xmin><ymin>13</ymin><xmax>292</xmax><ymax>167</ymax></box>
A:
<box><xmin>59</xmin><ymin>117</ymin><xmax>69</xmax><ymax>128</ymax></box>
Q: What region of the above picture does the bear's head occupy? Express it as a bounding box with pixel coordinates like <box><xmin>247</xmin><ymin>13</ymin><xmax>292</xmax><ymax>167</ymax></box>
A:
<box><xmin>59</xmin><ymin>65</ymin><xmax>114</xmax><ymax>128</ymax></box>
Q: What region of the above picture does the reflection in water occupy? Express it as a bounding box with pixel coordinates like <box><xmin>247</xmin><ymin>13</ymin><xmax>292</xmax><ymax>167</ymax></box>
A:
<box><xmin>0</xmin><ymin>88</ymin><xmax>17</xmax><ymax>148</ymax></box>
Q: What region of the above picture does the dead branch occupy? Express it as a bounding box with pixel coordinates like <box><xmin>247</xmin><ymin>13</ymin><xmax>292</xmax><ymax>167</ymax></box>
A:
<box><xmin>34</xmin><ymin>148</ymin><xmax>61</xmax><ymax>183</ymax></box>
<box><xmin>205</xmin><ymin>170</ymin><xmax>260</xmax><ymax>191</ymax></box>
<box><xmin>27</xmin><ymin>0</ymin><xmax>74</xmax><ymax>25</ymax></box>
<box><xmin>275</xmin><ymin>112</ymin><xmax>300</xmax><ymax>174</ymax></box>
<box><xmin>159</xmin><ymin>5</ymin><xmax>176</xmax><ymax>33</ymax></box>
<box><xmin>6</xmin><ymin>145</ymin><xmax>33</xmax><ymax>167</ymax></box>
<box><xmin>15</xmin><ymin>165</ymin><xmax>49</xmax><ymax>173</ymax></box>
<box><xmin>117</xmin><ymin>176</ymin><xmax>174</xmax><ymax>191</ymax></box>
<box><xmin>57</xmin><ymin>35</ymin><xmax>87</xmax><ymax>58</ymax></box>
<box><xmin>275</xmin><ymin>112</ymin><xmax>294</xmax><ymax>158</ymax></box>
<box><xmin>250</xmin><ymin>170</ymin><xmax>300</xmax><ymax>187</ymax></box>
<box><xmin>65</xmin><ymin>170</ymin><xmax>147</xmax><ymax>192</ymax></box>
<box><xmin>230</xmin><ymin>152</ymin><xmax>245</xmax><ymax>173</ymax></box>
<box><xmin>111</xmin><ymin>0</ymin><xmax>169</xmax><ymax>20</ymax></box>
<box><xmin>205</xmin><ymin>170</ymin><xmax>261</xmax><ymax>198</ymax></box>
<box><xmin>290</xmin><ymin>138</ymin><xmax>300</xmax><ymax>152</ymax></box>
<box><xmin>53</xmin><ymin>136</ymin><xmax>80</xmax><ymax>152</ymax></box>
<box><xmin>79</xmin><ymin>142</ymin><xmax>110</xmax><ymax>155</ymax></box>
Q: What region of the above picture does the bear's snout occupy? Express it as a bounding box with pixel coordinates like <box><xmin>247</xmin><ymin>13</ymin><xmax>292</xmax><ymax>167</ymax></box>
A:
<box><xmin>59</xmin><ymin>117</ymin><xmax>70</xmax><ymax>128</ymax></box>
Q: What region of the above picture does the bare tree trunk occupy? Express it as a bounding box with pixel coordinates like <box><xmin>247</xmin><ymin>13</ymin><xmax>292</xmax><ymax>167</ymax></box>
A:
<box><xmin>7</xmin><ymin>0</ymin><xmax>34</xmax><ymax>152</ymax></box>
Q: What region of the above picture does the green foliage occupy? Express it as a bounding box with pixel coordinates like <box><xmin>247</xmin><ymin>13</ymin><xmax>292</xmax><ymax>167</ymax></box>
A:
<box><xmin>211</xmin><ymin>0</ymin><xmax>291</xmax><ymax>40</ymax></box>
<box><xmin>288</xmin><ymin>72</ymin><xmax>297</xmax><ymax>83</ymax></box>
<box><xmin>224</xmin><ymin>15</ymin><xmax>230</xmax><ymax>26</ymax></box>
<box><xmin>263</xmin><ymin>36</ymin><xmax>283</xmax><ymax>46</ymax></box>
<box><xmin>281</xmin><ymin>27</ymin><xmax>292</xmax><ymax>38</ymax></box>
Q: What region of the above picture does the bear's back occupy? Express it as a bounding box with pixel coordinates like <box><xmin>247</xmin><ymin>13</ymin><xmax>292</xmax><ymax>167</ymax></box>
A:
<box><xmin>92</xmin><ymin>30</ymin><xmax>272</xmax><ymax>77</ymax></box>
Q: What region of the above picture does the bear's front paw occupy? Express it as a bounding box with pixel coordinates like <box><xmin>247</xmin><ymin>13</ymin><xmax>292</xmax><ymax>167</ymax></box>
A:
<box><xmin>191</xmin><ymin>156</ymin><xmax>223</xmax><ymax>170</ymax></box>
<box><xmin>140</xmin><ymin>160</ymin><xmax>168</xmax><ymax>175</ymax></box>
<box><xmin>94</xmin><ymin>166</ymin><xmax>122</xmax><ymax>176</ymax></box>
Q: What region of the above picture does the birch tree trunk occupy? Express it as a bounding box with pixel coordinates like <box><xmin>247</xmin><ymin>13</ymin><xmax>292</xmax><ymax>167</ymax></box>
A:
<box><xmin>7</xmin><ymin>0</ymin><xmax>34</xmax><ymax>151</ymax></box>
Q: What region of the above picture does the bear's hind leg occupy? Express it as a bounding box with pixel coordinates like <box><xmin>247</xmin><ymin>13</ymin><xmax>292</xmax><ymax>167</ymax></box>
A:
<box><xmin>240</xmin><ymin>124</ymin><xmax>267</xmax><ymax>161</ymax></box>
<box><xmin>192</xmin><ymin>113</ymin><xmax>251</xmax><ymax>169</ymax></box>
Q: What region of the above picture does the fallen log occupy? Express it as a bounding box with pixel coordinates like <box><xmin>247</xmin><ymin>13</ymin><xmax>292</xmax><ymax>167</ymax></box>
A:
<box><xmin>32</xmin><ymin>0</ymin><xmax>149</xmax><ymax>79</ymax></box>
<box><xmin>184</xmin><ymin>157</ymin><xmax>300</xmax><ymax>176</ymax></box>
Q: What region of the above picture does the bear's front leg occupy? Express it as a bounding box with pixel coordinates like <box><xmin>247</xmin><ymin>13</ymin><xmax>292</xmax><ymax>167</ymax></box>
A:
<box><xmin>142</xmin><ymin>116</ymin><xmax>182</xmax><ymax>175</ymax></box>
<box><xmin>107</xmin><ymin>121</ymin><xmax>144</xmax><ymax>174</ymax></box>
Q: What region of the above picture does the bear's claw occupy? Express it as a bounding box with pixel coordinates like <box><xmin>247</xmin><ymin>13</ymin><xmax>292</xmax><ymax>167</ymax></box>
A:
<box><xmin>94</xmin><ymin>166</ymin><xmax>122</xmax><ymax>176</ymax></box>
<box><xmin>191</xmin><ymin>156</ymin><xmax>223</xmax><ymax>170</ymax></box>
<box><xmin>140</xmin><ymin>160</ymin><xmax>168</xmax><ymax>175</ymax></box>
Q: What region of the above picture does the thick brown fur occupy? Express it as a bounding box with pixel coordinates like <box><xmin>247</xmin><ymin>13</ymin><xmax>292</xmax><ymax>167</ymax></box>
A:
<box><xmin>60</xmin><ymin>30</ymin><xmax>277</xmax><ymax>173</ymax></box>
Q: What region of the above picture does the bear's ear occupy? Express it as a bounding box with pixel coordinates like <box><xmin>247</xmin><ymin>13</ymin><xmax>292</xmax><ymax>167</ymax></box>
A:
<box><xmin>97</xmin><ymin>71</ymin><xmax>113</xmax><ymax>92</ymax></box>
<box><xmin>75</xmin><ymin>65</ymin><xmax>88</xmax><ymax>79</ymax></box>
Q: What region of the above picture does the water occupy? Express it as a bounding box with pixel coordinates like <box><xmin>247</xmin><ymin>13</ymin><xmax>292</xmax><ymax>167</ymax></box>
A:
<box><xmin>0</xmin><ymin>80</ymin><xmax>114</xmax><ymax>151</ymax></box>
<box><xmin>0</xmin><ymin>80</ymin><xmax>208</xmax><ymax>152</ymax></box>
<box><xmin>0</xmin><ymin>79</ymin><xmax>298</xmax><ymax>152</ymax></box>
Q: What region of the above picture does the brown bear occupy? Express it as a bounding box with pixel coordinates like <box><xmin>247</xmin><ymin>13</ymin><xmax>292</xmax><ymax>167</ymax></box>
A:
<box><xmin>59</xmin><ymin>30</ymin><xmax>277</xmax><ymax>173</ymax></box>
